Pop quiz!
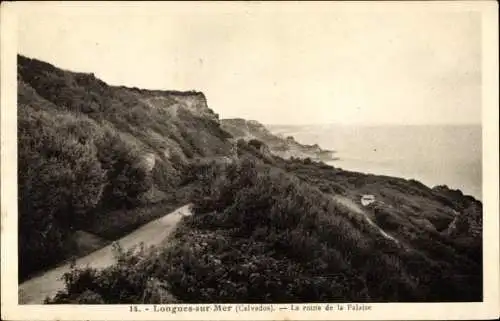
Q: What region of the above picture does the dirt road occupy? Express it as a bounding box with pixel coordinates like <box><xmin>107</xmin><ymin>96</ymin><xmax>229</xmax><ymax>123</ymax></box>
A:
<box><xmin>332</xmin><ymin>195</ymin><xmax>400</xmax><ymax>244</ymax></box>
<box><xmin>19</xmin><ymin>204</ymin><xmax>192</xmax><ymax>304</ymax></box>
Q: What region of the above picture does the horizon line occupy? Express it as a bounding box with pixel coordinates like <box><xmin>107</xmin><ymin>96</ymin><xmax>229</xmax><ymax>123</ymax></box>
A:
<box><xmin>262</xmin><ymin>122</ymin><xmax>482</xmax><ymax>127</ymax></box>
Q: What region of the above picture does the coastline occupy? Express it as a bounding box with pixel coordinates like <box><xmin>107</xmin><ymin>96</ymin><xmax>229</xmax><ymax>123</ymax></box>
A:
<box><xmin>326</xmin><ymin>157</ymin><xmax>482</xmax><ymax>201</ymax></box>
<box><xmin>268</xmin><ymin>124</ymin><xmax>482</xmax><ymax>202</ymax></box>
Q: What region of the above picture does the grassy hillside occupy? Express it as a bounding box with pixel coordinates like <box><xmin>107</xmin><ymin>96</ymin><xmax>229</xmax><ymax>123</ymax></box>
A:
<box><xmin>18</xmin><ymin>55</ymin><xmax>482</xmax><ymax>303</ymax></box>
<box><xmin>17</xmin><ymin>55</ymin><xmax>232</xmax><ymax>280</ymax></box>
<box><xmin>48</xmin><ymin>144</ymin><xmax>482</xmax><ymax>304</ymax></box>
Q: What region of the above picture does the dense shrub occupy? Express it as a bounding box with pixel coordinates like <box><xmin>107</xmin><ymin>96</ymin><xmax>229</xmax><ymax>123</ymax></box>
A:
<box><xmin>94</xmin><ymin>129</ymin><xmax>152</xmax><ymax>209</ymax></box>
<box><xmin>46</xmin><ymin>244</ymin><xmax>177</xmax><ymax>304</ymax></box>
<box><xmin>248</xmin><ymin>139</ymin><xmax>264</xmax><ymax>150</ymax></box>
<box><xmin>18</xmin><ymin>98</ymin><xmax>151</xmax><ymax>279</ymax></box>
<box><xmin>18</xmin><ymin>107</ymin><xmax>105</xmax><ymax>279</ymax></box>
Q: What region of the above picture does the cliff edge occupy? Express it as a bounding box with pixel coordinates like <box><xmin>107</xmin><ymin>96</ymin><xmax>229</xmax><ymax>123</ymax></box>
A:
<box><xmin>221</xmin><ymin>118</ymin><xmax>336</xmax><ymax>161</ymax></box>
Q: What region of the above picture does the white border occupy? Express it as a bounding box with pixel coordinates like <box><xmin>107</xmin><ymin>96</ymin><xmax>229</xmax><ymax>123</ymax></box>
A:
<box><xmin>1</xmin><ymin>1</ymin><xmax>499</xmax><ymax>320</ymax></box>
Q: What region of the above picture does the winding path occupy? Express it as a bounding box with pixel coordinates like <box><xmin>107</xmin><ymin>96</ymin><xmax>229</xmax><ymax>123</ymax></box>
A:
<box><xmin>19</xmin><ymin>204</ymin><xmax>192</xmax><ymax>304</ymax></box>
<box><xmin>332</xmin><ymin>195</ymin><xmax>400</xmax><ymax>244</ymax></box>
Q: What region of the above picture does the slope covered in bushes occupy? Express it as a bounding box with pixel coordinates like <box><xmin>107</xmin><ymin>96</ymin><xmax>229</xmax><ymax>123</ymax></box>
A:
<box><xmin>17</xmin><ymin>55</ymin><xmax>233</xmax><ymax>280</ymax></box>
<box><xmin>48</xmin><ymin>144</ymin><xmax>482</xmax><ymax>303</ymax></box>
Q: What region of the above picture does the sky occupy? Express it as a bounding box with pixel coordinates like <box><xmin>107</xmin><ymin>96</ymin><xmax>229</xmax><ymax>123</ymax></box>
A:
<box><xmin>16</xmin><ymin>2</ymin><xmax>482</xmax><ymax>125</ymax></box>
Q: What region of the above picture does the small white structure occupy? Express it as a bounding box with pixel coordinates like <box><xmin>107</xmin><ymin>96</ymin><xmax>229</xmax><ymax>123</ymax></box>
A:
<box><xmin>138</xmin><ymin>153</ymin><xmax>156</xmax><ymax>172</ymax></box>
<box><xmin>361</xmin><ymin>194</ymin><xmax>376</xmax><ymax>206</ymax></box>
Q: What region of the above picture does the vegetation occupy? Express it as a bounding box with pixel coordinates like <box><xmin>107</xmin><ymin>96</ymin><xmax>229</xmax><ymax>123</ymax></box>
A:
<box><xmin>18</xmin><ymin>55</ymin><xmax>482</xmax><ymax>303</ymax></box>
<box><xmin>17</xmin><ymin>55</ymin><xmax>231</xmax><ymax>280</ymax></box>
<box><xmin>49</xmin><ymin>154</ymin><xmax>482</xmax><ymax>303</ymax></box>
<box><xmin>45</xmin><ymin>243</ymin><xmax>178</xmax><ymax>304</ymax></box>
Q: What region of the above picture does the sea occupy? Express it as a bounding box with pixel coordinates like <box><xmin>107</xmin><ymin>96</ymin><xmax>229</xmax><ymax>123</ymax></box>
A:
<box><xmin>268</xmin><ymin>124</ymin><xmax>482</xmax><ymax>201</ymax></box>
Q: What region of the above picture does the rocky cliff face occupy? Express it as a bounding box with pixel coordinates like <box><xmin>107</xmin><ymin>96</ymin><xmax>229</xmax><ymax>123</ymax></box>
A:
<box><xmin>221</xmin><ymin>118</ymin><xmax>336</xmax><ymax>161</ymax></box>
<box><xmin>18</xmin><ymin>54</ymin><xmax>233</xmax><ymax>176</ymax></box>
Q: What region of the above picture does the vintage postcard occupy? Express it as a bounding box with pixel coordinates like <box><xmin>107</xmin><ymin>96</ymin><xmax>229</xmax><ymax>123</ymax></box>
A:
<box><xmin>1</xmin><ymin>1</ymin><xmax>499</xmax><ymax>320</ymax></box>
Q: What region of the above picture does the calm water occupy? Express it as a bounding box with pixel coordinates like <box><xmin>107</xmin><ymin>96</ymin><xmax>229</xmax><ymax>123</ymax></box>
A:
<box><xmin>268</xmin><ymin>124</ymin><xmax>482</xmax><ymax>200</ymax></box>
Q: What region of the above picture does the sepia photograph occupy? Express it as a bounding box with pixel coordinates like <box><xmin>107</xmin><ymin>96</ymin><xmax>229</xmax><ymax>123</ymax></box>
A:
<box><xmin>1</xmin><ymin>1</ymin><xmax>499</xmax><ymax>320</ymax></box>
